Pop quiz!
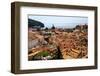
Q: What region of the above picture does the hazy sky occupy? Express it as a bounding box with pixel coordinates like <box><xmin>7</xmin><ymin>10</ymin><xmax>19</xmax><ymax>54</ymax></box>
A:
<box><xmin>28</xmin><ymin>15</ymin><xmax>88</xmax><ymax>28</ymax></box>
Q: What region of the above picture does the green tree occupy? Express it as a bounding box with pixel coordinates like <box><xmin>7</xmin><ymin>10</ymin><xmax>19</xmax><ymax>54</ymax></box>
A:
<box><xmin>51</xmin><ymin>24</ymin><xmax>55</xmax><ymax>29</ymax></box>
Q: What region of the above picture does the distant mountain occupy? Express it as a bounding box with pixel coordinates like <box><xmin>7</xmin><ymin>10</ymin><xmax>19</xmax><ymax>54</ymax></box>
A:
<box><xmin>28</xmin><ymin>18</ymin><xmax>44</xmax><ymax>28</ymax></box>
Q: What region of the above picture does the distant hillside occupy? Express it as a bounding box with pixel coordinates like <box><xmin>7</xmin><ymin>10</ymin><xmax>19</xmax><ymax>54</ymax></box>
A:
<box><xmin>28</xmin><ymin>18</ymin><xmax>44</xmax><ymax>28</ymax></box>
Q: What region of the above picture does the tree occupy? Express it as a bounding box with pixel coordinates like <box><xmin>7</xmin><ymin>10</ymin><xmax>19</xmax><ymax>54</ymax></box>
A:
<box><xmin>51</xmin><ymin>24</ymin><xmax>55</xmax><ymax>29</ymax></box>
<box><xmin>83</xmin><ymin>24</ymin><xmax>88</xmax><ymax>29</ymax></box>
<box><xmin>75</xmin><ymin>25</ymin><xmax>80</xmax><ymax>29</ymax></box>
<box><xmin>45</xmin><ymin>27</ymin><xmax>48</xmax><ymax>30</ymax></box>
<box><xmin>28</xmin><ymin>18</ymin><xmax>44</xmax><ymax>28</ymax></box>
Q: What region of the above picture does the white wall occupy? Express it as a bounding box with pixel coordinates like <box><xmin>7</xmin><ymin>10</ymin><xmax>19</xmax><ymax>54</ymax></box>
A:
<box><xmin>0</xmin><ymin>0</ymin><xmax>100</xmax><ymax>76</ymax></box>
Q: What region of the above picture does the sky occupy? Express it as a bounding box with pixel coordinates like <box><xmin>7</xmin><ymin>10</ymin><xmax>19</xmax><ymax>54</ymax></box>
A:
<box><xmin>28</xmin><ymin>15</ymin><xmax>88</xmax><ymax>28</ymax></box>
